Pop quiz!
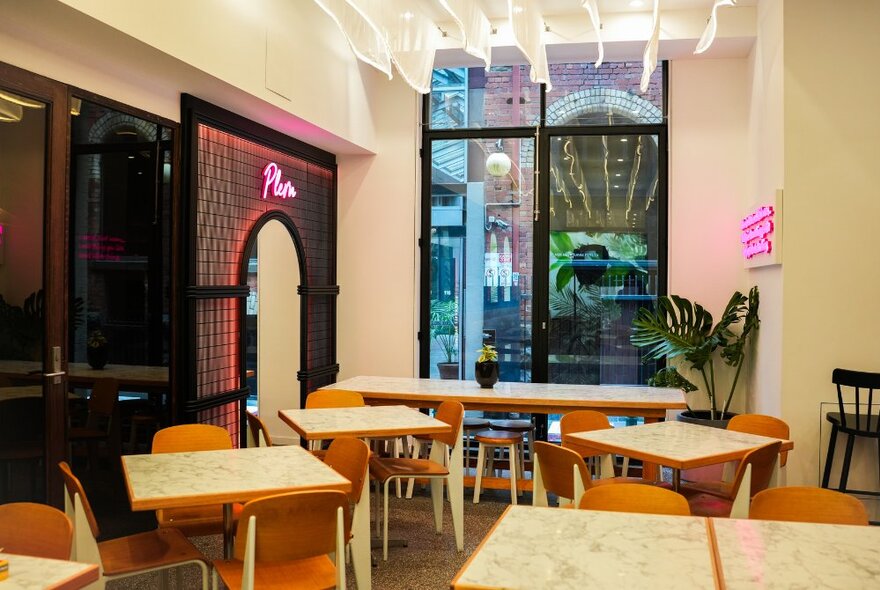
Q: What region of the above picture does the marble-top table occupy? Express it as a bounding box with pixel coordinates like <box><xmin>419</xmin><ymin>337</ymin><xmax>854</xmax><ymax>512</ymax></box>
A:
<box><xmin>0</xmin><ymin>360</ymin><xmax>169</xmax><ymax>391</ymax></box>
<box><xmin>122</xmin><ymin>445</ymin><xmax>350</xmax><ymax>557</ymax></box>
<box><xmin>0</xmin><ymin>552</ymin><xmax>99</xmax><ymax>590</ymax></box>
<box><xmin>451</xmin><ymin>506</ymin><xmax>718</xmax><ymax>589</ymax></box>
<box><xmin>0</xmin><ymin>386</ymin><xmax>43</xmax><ymax>402</ymax></box>
<box><xmin>565</xmin><ymin>420</ymin><xmax>794</xmax><ymax>489</ymax></box>
<box><xmin>324</xmin><ymin>376</ymin><xmax>685</xmax><ymax>420</ymax></box>
<box><xmin>278</xmin><ymin>404</ymin><xmax>451</xmax><ymax>440</ymax></box>
<box><xmin>711</xmin><ymin>517</ymin><xmax>880</xmax><ymax>589</ymax></box>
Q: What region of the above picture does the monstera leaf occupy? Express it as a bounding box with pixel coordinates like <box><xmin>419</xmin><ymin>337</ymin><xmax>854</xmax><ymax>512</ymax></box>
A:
<box><xmin>630</xmin><ymin>294</ymin><xmax>716</xmax><ymax>370</ymax></box>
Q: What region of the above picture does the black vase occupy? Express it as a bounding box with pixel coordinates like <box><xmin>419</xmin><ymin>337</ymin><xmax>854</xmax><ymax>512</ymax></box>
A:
<box><xmin>87</xmin><ymin>345</ymin><xmax>108</xmax><ymax>370</ymax></box>
<box><xmin>474</xmin><ymin>361</ymin><xmax>499</xmax><ymax>388</ymax></box>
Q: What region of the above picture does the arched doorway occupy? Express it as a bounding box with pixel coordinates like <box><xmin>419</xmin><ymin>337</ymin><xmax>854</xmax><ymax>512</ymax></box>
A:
<box><xmin>241</xmin><ymin>213</ymin><xmax>305</xmax><ymax>445</ymax></box>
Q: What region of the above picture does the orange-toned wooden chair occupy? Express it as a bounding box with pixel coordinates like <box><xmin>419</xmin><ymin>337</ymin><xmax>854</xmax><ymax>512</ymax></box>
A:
<box><xmin>531</xmin><ymin>441</ymin><xmax>641</xmax><ymax>508</ymax></box>
<box><xmin>69</xmin><ymin>378</ymin><xmax>120</xmax><ymax>470</ymax></box>
<box><xmin>369</xmin><ymin>400</ymin><xmax>464</xmax><ymax>561</ymax></box>
<box><xmin>727</xmin><ymin>414</ymin><xmax>791</xmax><ymax>467</ymax></box>
<box><xmin>681</xmin><ymin>441</ymin><xmax>782</xmax><ymax>518</ymax></box>
<box><xmin>750</xmin><ymin>486</ymin><xmax>869</xmax><ymax>525</ymax></box>
<box><xmin>560</xmin><ymin>410</ymin><xmax>630</xmax><ymax>477</ymax></box>
<box><xmin>0</xmin><ymin>502</ymin><xmax>73</xmax><ymax>559</ymax></box>
<box><xmin>579</xmin><ymin>483</ymin><xmax>691</xmax><ymax>516</ymax></box>
<box><xmin>323</xmin><ymin>437</ymin><xmax>371</xmax><ymax>590</ymax></box>
<box><xmin>212</xmin><ymin>490</ymin><xmax>350</xmax><ymax>590</ymax></box>
<box><xmin>245</xmin><ymin>411</ymin><xmax>273</xmax><ymax>448</ymax></box>
<box><xmin>58</xmin><ymin>461</ymin><xmax>209</xmax><ymax>588</ymax></box>
<box><xmin>151</xmin><ymin>424</ymin><xmax>241</xmax><ymax>537</ymax></box>
<box><xmin>304</xmin><ymin>389</ymin><xmax>366</xmax><ymax>455</ymax></box>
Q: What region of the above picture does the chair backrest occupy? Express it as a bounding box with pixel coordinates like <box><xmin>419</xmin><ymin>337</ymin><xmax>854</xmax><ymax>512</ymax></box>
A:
<box><xmin>750</xmin><ymin>486</ymin><xmax>869</xmax><ymax>525</ymax></box>
<box><xmin>245</xmin><ymin>411</ymin><xmax>273</xmax><ymax>447</ymax></box>
<box><xmin>560</xmin><ymin>410</ymin><xmax>613</xmax><ymax>435</ymax></box>
<box><xmin>832</xmin><ymin>368</ymin><xmax>880</xmax><ymax>433</ymax></box>
<box><xmin>234</xmin><ymin>490</ymin><xmax>350</xmax><ymax>562</ymax></box>
<box><xmin>428</xmin><ymin>400</ymin><xmax>464</xmax><ymax>447</ymax></box>
<box><xmin>305</xmin><ymin>389</ymin><xmax>365</xmax><ymax>409</ymax></box>
<box><xmin>86</xmin><ymin>378</ymin><xmax>119</xmax><ymax>429</ymax></box>
<box><xmin>323</xmin><ymin>437</ymin><xmax>371</xmax><ymax>505</ymax></box>
<box><xmin>0</xmin><ymin>502</ymin><xmax>73</xmax><ymax>559</ymax></box>
<box><xmin>727</xmin><ymin>414</ymin><xmax>791</xmax><ymax>466</ymax></box>
<box><xmin>533</xmin><ymin>441</ymin><xmax>590</xmax><ymax>503</ymax></box>
<box><xmin>578</xmin><ymin>483</ymin><xmax>691</xmax><ymax>516</ymax></box>
<box><xmin>57</xmin><ymin>461</ymin><xmax>100</xmax><ymax>539</ymax></box>
<box><xmin>152</xmin><ymin>424</ymin><xmax>232</xmax><ymax>453</ymax></box>
<box><xmin>730</xmin><ymin>441</ymin><xmax>782</xmax><ymax>499</ymax></box>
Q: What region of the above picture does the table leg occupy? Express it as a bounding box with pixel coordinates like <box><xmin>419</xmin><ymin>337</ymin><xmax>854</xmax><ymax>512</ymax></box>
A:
<box><xmin>223</xmin><ymin>503</ymin><xmax>234</xmax><ymax>559</ymax></box>
<box><xmin>673</xmin><ymin>468</ymin><xmax>681</xmax><ymax>492</ymax></box>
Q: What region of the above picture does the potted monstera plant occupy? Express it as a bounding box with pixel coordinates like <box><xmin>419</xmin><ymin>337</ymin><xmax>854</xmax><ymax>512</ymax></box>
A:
<box><xmin>430</xmin><ymin>299</ymin><xmax>459</xmax><ymax>379</ymax></box>
<box><xmin>630</xmin><ymin>286</ymin><xmax>760</xmax><ymax>427</ymax></box>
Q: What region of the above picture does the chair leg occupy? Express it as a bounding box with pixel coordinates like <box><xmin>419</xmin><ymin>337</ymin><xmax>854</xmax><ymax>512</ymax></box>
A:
<box><xmin>821</xmin><ymin>424</ymin><xmax>839</xmax><ymax>488</ymax></box>
<box><xmin>382</xmin><ymin>480</ymin><xmax>391</xmax><ymax>561</ymax></box>
<box><xmin>508</xmin><ymin>443</ymin><xmax>518</xmax><ymax>505</ymax></box>
<box><xmin>839</xmin><ymin>433</ymin><xmax>856</xmax><ymax>492</ymax></box>
<box><xmin>212</xmin><ymin>568</ymin><xmax>219</xmax><ymax>590</ymax></box>
<box><xmin>430</xmin><ymin>476</ymin><xmax>443</xmax><ymax>534</ymax></box>
<box><xmin>406</xmin><ymin>438</ymin><xmax>422</xmax><ymax>499</ymax></box>
<box><xmin>197</xmin><ymin>561</ymin><xmax>209</xmax><ymax>590</ymax></box>
<box><xmin>473</xmin><ymin>443</ymin><xmax>486</xmax><ymax>504</ymax></box>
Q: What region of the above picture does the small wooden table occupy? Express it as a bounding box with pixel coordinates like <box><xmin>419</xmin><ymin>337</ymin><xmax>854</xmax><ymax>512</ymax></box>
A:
<box><xmin>122</xmin><ymin>445</ymin><xmax>350</xmax><ymax>558</ymax></box>
<box><xmin>565</xmin><ymin>420</ymin><xmax>794</xmax><ymax>490</ymax></box>
<box><xmin>0</xmin><ymin>551</ymin><xmax>99</xmax><ymax>590</ymax></box>
<box><xmin>711</xmin><ymin>517</ymin><xmax>880</xmax><ymax>589</ymax></box>
<box><xmin>451</xmin><ymin>506</ymin><xmax>718</xmax><ymax>589</ymax></box>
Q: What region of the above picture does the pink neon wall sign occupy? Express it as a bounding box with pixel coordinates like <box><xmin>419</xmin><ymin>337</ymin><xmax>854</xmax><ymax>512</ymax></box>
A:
<box><xmin>740</xmin><ymin>205</ymin><xmax>775</xmax><ymax>259</ymax></box>
<box><xmin>261</xmin><ymin>162</ymin><xmax>297</xmax><ymax>200</ymax></box>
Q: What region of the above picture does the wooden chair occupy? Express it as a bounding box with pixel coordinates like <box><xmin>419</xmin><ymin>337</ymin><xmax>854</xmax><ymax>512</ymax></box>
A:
<box><xmin>245</xmin><ymin>411</ymin><xmax>273</xmax><ymax>448</ymax></box>
<box><xmin>58</xmin><ymin>461</ymin><xmax>209</xmax><ymax>589</ymax></box>
<box><xmin>531</xmin><ymin>441</ymin><xmax>639</xmax><ymax>508</ymax></box>
<box><xmin>212</xmin><ymin>490</ymin><xmax>350</xmax><ymax>590</ymax></box>
<box><xmin>680</xmin><ymin>441</ymin><xmax>782</xmax><ymax>518</ymax></box>
<box><xmin>0</xmin><ymin>502</ymin><xmax>73</xmax><ymax>559</ymax></box>
<box><xmin>560</xmin><ymin>410</ymin><xmax>629</xmax><ymax>478</ymax></box>
<box><xmin>727</xmin><ymin>414</ymin><xmax>791</xmax><ymax>467</ymax></box>
<box><xmin>304</xmin><ymin>389</ymin><xmax>365</xmax><ymax>454</ymax></box>
<box><xmin>369</xmin><ymin>400</ymin><xmax>464</xmax><ymax>561</ymax></box>
<box><xmin>750</xmin><ymin>486</ymin><xmax>869</xmax><ymax>525</ymax></box>
<box><xmin>821</xmin><ymin>368</ymin><xmax>880</xmax><ymax>494</ymax></box>
<box><xmin>322</xmin><ymin>437</ymin><xmax>371</xmax><ymax>590</ymax></box>
<box><xmin>579</xmin><ymin>483</ymin><xmax>691</xmax><ymax>516</ymax></box>
<box><xmin>151</xmin><ymin>424</ymin><xmax>241</xmax><ymax>537</ymax></box>
<box><xmin>69</xmin><ymin>378</ymin><xmax>120</xmax><ymax>470</ymax></box>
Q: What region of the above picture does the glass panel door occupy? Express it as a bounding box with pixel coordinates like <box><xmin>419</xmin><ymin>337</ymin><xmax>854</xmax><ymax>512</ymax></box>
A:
<box><xmin>0</xmin><ymin>87</ymin><xmax>48</xmax><ymax>502</ymax></box>
<box><xmin>427</xmin><ymin>137</ymin><xmax>534</xmax><ymax>383</ymax></box>
<box><xmin>547</xmin><ymin>133</ymin><xmax>661</xmax><ymax>386</ymax></box>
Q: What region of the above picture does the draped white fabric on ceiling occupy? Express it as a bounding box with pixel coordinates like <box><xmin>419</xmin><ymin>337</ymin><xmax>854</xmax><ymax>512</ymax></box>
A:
<box><xmin>581</xmin><ymin>0</ymin><xmax>604</xmax><ymax>68</ymax></box>
<box><xmin>695</xmin><ymin>0</ymin><xmax>737</xmax><ymax>54</ymax></box>
<box><xmin>437</xmin><ymin>0</ymin><xmax>493</xmax><ymax>70</ymax></box>
<box><xmin>313</xmin><ymin>0</ymin><xmax>393</xmax><ymax>79</ymax></box>
<box><xmin>640</xmin><ymin>0</ymin><xmax>660</xmax><ymax>93</ymax></box>
<box><xmin>508</xmin><ymin>0</ymin><xmax>552</xmax><ymax>91</ymax></box>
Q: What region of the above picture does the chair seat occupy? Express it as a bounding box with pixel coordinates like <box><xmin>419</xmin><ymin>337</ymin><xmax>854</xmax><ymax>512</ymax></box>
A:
<box><xmin>463</xmin><ymin>418</ymin><xmax>490</xmax><ymax>431</ymax></box>
<box><xmin>591</xmin><ymin>476</ymin><xmax>649</xmax><ymax>487</ymax></box>
<box><xmin>99</xmin><ymin>527</ymin><xmax>208</xmax><ymax>576</ymax></box>
<box><xmin>157</xmin><ymin>503</ymin><xmax>243</xmax><ymax>537</ymax></box>
<box><xmin>474</xmin><ymin>430</ymin><xmax>523</xmax><ymax>445</ymax></box>
<box><xmin>826</xmin><ymin>412</ymin><xmax>880</xmax><ymax>436</ymax></box>
<box><xmin>369</xmin><ymin>456</ymin><xmax>449</xmax><ymax>481</ymax></box>
<box><xmin>488</xmin><ymin>419</ymin><xmax>532</xmax><ymax>433</ymax></box>
<box><xmin>684</xmin><ymin>493</ymin><xmax>733</xmax><ymax>518</ymax></box>
<box><xmin>213</xmin><ymin>555</ymin><xmax>336</xmax><ymax>590</ymax></box>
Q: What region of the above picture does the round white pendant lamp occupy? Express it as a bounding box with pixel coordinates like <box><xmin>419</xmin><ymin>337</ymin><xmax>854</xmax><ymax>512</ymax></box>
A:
<box><xmin>486</xmin><ymin>151</ymin><xmax>511</xmax><ymax>177</ymax></box>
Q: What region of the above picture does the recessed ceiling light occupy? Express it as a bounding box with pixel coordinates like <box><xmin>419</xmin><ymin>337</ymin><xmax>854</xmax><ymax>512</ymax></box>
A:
<box><xmin>617</xmin><ymin>158</ymin><xmax>624</xmax><ymax>162</ymax></box>
<box><xmin>401</xmin><ymin>11</ymin><xmax>414</xmax><ymax>20</ymax></box>
<box><xmin>128</xmin><ymin>155</ymin><xmax>135</xmax><ymax>159</ymax></box>
<box><xmin>620</xmin><ymin>138</ymin><xmax>629</xmax><ymax>142</ymax></box>
<box><xmin>615</xmin><ymin>173</ymin><xmax>622</xmax><ymax>177</ymax></box>
<box><xmin>613</xmin><ymin>185</ymin><xmax>620</xmax><ymax>188</ymax></box>
<box><xmin>629</xmin><ymin>0</ymin><xmax>645</xmax><ymax>7</ymax></box>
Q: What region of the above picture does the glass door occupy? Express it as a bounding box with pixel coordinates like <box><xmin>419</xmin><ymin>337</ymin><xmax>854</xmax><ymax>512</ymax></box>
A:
<box><xmin>425</xmin><ymin>137</ymin><xmax>534</xmax><ymax>383</ymax></box>
<box><xmin>0</xmin><ymin>76</ymin><xmax>68</xmax><ymax>506</ymax></box>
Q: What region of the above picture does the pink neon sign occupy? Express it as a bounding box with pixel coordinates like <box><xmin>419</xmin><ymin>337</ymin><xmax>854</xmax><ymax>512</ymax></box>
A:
<box><xmin>741</xmin><ymin>206</ymin><xmax>775</xmax><ymax>259</ymax></box>
<box><xmin>261</xmin><ymin>162</ymin><xmax>297</xmax><ymax>200</ymax></box>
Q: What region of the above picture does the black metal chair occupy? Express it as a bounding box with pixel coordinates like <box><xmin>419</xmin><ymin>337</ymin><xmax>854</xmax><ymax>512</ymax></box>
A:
<box><xmin>821</xmin><ymin>368</ymin><xmax>880</xmax><ymax>494</ymax></box>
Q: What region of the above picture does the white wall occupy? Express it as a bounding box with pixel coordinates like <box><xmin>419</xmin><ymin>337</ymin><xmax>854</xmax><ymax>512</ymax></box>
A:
<box><xmin>780</xmin><ymin>0</ymin><xmax>880</xmax><ymax>487</ymax></box>
<box><xmin>667</xmin><ymin>58</ymin><xmax>750</xmax><ymax>413</ymax></box>
<box><xmin>256</xmin><ymin>220</ymin><xmax>301</xmax><ymax>445</ymax></box>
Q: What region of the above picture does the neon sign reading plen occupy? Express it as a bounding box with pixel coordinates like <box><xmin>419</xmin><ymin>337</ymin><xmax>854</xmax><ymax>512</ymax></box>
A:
<box><xmin>261</xmin><ymin>162</ymin><xmax>297</xmax><ymax>200</ymax></box>
<box><xmin>741</xmin><ymin>206</ymin><xmax>775</xmax><ymax>259</ymax></box>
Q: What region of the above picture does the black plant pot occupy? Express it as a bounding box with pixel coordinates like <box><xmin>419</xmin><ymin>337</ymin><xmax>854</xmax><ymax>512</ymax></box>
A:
<box><xmin>676</xmin><ymin>409</ymin><xmax>737</xmax><ymax>429</ymax></box>
<box><xmin>437</xmin><ymin>363</ymin><xmax>459</xmax><ymax>380</ymax></box>
<box><xmin>474</xmin><ymin>361</ymin><xmax>499</xmax><ymax>388</ymax></box>
<box><xmin>87</xmin><ymin>346</ymin><xmax>108</xmax><ymax>370</ymax></box>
